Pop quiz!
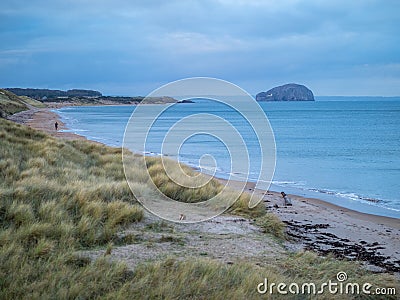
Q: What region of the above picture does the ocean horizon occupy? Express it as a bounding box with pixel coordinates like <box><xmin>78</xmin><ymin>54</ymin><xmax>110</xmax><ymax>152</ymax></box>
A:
<box><xmin>55</xmin><ymin>98</ymin><xmax>400</xmax><ymax>219</ymax></box>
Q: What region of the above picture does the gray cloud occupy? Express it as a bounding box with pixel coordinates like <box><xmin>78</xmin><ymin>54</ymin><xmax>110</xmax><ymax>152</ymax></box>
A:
<box><xmin>0</xmin><ymin>0</ymin><xmax>399</xmax><ymax>95</ymax></box>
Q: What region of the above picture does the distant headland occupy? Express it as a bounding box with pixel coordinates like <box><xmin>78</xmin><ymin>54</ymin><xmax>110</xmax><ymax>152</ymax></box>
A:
<box><xmin>6</xmin><ymin>88</ymin><xmax>102</xmax><ymax>99</ymax></box>
<box><xmin>256</xmin><ymin>83</ymin><xmax>315</xmax><ymax>101</ymax></box>
<box><xmin>4</xmin><ymin>88</ymin><xmax>176</xmax><ymax>105</ymax></box>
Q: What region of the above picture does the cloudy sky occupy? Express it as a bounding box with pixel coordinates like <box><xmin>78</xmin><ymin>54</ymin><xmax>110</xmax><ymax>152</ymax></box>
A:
<box><xmin>1</xmin><ymin>0</ymin><xmax>399</xmax><ymax>96</ymax></box>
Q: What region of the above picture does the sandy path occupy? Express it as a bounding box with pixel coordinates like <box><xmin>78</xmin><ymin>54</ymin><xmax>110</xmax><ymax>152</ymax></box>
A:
<box><xmin>82</xmin><ymin>214</ymin><xmax>287</xmax><ymax>270</ymax></box>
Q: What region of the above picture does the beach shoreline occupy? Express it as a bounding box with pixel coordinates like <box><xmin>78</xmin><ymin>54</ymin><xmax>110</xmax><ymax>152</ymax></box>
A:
<box><xmin>10</xmin><ymin>106</ymin><xmax>400</xmax><ymax>274</ymax></box>
<box><xmin>218</xmin><ymin>178</ymin><xmax>400</xmax><ymax>273</ymax></box>
<box><xmin>8</xmin><ymin>106</ymin><xmax>90</xmax><ymax>141</ymax></box>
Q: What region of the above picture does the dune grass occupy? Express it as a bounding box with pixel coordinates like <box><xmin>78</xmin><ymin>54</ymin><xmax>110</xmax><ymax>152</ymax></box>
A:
<box><xmin>0</xmin><ymin>89</ymin><xmax>28</xmax><ymax>117</ymax></box>
<box><xmin>0</xmin><ymin>119</ymin><xmax>144</xmax><ymax>298</ymax></box>
<box><xmin>0</xmin><ymin>118</ymin><xmax>398</xmax><ymax>299</ymax></box>
<box><xmin>114</xmin><ymin>253</ymin><xmax>398</xmax><ymax>300</ymax></box>
<box><xmin>0</xmin><ymin>89</ymin><xmax>45</xmax><ymax>118</ymax></box>
<box><xmin>146</xmin><ymin>156</ymin><xmax>225</xmax><ymax>203</ymax></box>
<box><xmin>144</xmin><ymin>156</ymin><xmax>265</xmax><ymax>218</ymax></box>
<box><xmin>255</xmin><ymin>213</ymin><xmax>286</xmax><ymax>239</ymax></box>
<box><xmin>18</xmin><ymin>95</ymin><xmax>47</xmax><ymax>108</ymax></box>
<box><xmin>0</xmin><ymin>119</ymin><xmax>143</xmax><ymax>246</ymax></box>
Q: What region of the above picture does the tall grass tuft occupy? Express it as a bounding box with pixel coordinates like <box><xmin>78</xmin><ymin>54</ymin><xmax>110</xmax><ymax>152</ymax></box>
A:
<box><xmin>256</xmin><ymin>213</ymin><xmax>286</xmax><ymax>239</ymax></box>
<box><xmin>228</xmin><ymin>192</ymin><xmax>265</xmax><ymax>218</ymax></box>
<box><xmin>145</xmin><ymin>156</ymin><xmax>265</xmax><ymax>217</ymax></box>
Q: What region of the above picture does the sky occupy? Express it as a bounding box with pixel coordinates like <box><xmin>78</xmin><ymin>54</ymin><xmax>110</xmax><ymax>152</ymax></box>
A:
<box><xmin>1</xmin><ymin>0</ymin><xmax>399</xmax><ymax>96</ymax></box>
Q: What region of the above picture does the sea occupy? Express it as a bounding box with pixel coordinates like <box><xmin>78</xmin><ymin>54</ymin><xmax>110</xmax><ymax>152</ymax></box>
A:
<box><xmin>55</xmin><ymin>97</ymin><xmax>400</xmax><ymax>218</ymax></box>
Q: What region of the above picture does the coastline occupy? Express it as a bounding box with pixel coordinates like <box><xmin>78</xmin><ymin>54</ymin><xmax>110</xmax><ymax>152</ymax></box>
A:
<box><xmin>8</xmin><ymin>106</ymin><xmax>88</xmax><ymax>141</ymax></box>
<box><xmin>12</xmin><ymin>107</ymin><xmax>400</xmax><ymax>274</ymax></box>
<box><xmin>219</xmin><ymin>178</ymin><xmax>400</xmax><ymax>273</ymax></box>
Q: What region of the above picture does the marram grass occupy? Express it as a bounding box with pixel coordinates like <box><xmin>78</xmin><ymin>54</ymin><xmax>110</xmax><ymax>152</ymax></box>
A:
<box><xmin>144</xmin><ymin>156</ymin><xmax>266</xmax><ymax>218</ymax></box>
<box><xmin>0</xmin><ymin>119</ymin><xmax>144</xmax><ymax>298</ymax></box>
<box><xmin>256</xmin><ymin>213</ymin><xmax>286</xmax><ymax>239</ymax></box>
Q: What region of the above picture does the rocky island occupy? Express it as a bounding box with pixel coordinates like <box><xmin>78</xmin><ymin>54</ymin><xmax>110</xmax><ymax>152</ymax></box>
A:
<box><xmin>256</xmin><ymin>83</ymin><xmax>314</xmax><ymax>101</ymax></box>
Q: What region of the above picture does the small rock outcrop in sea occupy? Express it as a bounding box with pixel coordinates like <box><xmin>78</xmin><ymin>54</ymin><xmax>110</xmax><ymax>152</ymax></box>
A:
<box><xmin>177</xmin><ymin>99</ymin><xmax>195</xmax><ymax>103</ymax></box>
<box><xmin>256</xmin><ymin>83</ymin><xmax>315</xmax><ymax>101</ymax></box>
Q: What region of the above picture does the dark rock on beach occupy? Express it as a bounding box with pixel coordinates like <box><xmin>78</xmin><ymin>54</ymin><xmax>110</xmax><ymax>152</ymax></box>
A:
<box><xmin>256</xmin><ymin>83</ymin><xmax>315</xmax><ymax>101</ymax></box>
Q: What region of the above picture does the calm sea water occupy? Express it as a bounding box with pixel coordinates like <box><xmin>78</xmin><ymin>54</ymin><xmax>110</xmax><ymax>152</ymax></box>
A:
<box><xmin>55</xmin><ymin>99</ymin><xmax>400</xmax><ymax>218</ymax></box>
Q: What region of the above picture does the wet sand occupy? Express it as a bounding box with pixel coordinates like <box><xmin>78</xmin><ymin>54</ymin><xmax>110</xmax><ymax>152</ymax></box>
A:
<box><xmin>9</xmin><ymin>107</ymin><xmax>400</xmax><ymax>274</ymax></box>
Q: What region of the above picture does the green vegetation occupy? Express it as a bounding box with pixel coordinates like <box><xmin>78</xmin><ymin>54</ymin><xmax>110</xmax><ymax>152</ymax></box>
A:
<box><xmin>4</xmin><ymin>87</ymin><xmax>178</xmax><ymax>105</ymax></box>
<box><xmin>145</xmin><ymin>156</ymin><xmax>265</xmax><ymax>218</ymax></box>
<box><xmin>0</xmin><ymin>89</ymin><xmax>45</xmax><ymax>117</ymax></box>
<box><xmin>0</xmin><ymin>119</ymin><xmax>143</xmax><ymax>246</ymax></box>
<box><xmin>146</xmin><ymin>156</ymin><xmax>225</xmax><ymax>203</ymax></box>
<box><xmin>0</xmin><ymin>119</ymin><xmax>143</xmax><ymax>298</ymax></box>
<box><xmin>116</xmin><ymin>253</ymin><xmax>398</xmax><ymax>300</ymax></box>
<box><xmin>0</xmin><ymin>118</ymin><xmax>398</xmax><ymax>299</ymax></box>
<box><xmin>256</xmin><ymin>213</ymin><xmax>286</xmax><ymax>239</ymax></box>
<box><xmin>5</xmin><ymin>87</ymin><xmax>102</xmax><ymax>99</ymax></box>
<box><xmin>140</xmin><ymin>96</ymin><xmax>176</xmax><ymax>104</ymax></box>
<box><xmin>18</xmin><ymin>95</ymin><xmax>47</xmax><ymax>108</ymax></box>
<box><xmin>0</xmin><ymin>89</ymin><xmax>29</xmax><ymax>117</ymax></box>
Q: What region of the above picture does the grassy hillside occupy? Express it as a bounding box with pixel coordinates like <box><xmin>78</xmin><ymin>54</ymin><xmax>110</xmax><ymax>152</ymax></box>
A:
<box><xmin>0</xmin><ymin>89</ymin><xmax>45</xmax><ymax>118</ymax></box>
<box><xmin>18</xmin><ymin>95</ymin><xmax>47</xmax><ymax>108</ymax></box>
<box><xmin>0</xmin><ymin>119</ymin><xmax>398</xmax><ymax>299</ymax></box>
<box><xmin>0</xmin><ymin>89</ymin><xmax>29</xmax><ymax>117</ymax></box>
<box><xmin>0</xmin><ymin>119</ymin><xmax>144</xmax><ymax>299</ymax></box>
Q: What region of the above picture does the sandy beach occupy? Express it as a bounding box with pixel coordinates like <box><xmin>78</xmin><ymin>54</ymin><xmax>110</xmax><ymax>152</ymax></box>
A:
<box><xmin>221</xmin><ymin>179</ymin><xmax>400</xmax><ymax>273</ymax></box>
<box><xmin>8</xmin><ymin>106</ymin><xmax>87</xmax><ymax>141</ymax></box>
<box><xmin>10</xmin><ymin>107</ymin><xmax>400</xmax><ymax>275</ymax></box>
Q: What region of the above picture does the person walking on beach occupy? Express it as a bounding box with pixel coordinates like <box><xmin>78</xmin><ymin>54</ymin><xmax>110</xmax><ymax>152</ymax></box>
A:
<box><xmin>55</xmin><ymin>122</ymin><xmax>58</xmax><ymax>131</ymax></box>
<box><xmin>281</xmin><ymin>191</ymin><xmax>292</xmax><ymax>206</ymax></box>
